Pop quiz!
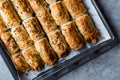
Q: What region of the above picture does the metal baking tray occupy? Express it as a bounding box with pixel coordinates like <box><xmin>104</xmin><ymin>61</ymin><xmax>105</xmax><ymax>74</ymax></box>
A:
<box><xmin>0</xmin><ymin>0</ymin><xmax>118</xmax><ymax>80</ymax></box>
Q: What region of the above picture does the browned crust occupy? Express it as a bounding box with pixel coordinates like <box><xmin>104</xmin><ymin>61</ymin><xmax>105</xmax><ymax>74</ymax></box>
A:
<box><xmin>1</xmin><ymin>31</ymin><xmax>19</xmax><ymax>55</ymax></box>
<box><xmin>11</xmin><ymin>25</ymin><xmax>33</xmax><ymax>49</ymax></box>
<box><xmin>36</xmin><ymin>7</ymin><xmax>57</xmax><ymax>34</ymax></box>
<box><xmin>75</xmin><ymin>14</ymin><xmax>100</xmax><ymax>43</ymax></box>
<box><xmin>23</xmin><ymin>17</ymin><xmax>44</xmax><ymax>41</ymax></box>
<box><xmin>61</xmin><ymin>21</ymin><xmax>84</xmax><ymax>50</ymax></box>
<box><xmin>11</xmin><ymin>53</ymin><xmax>31</xmax><ymax>73</ymax></box>
<box><xmin>63</xmin><ymin>0</ymin><xmax>86</xmax><ymax>18</ymax></box>
<box><xmin>48</xmin><ymin>29</ymin><xmax>69</xmax><ymax>57</ymax></box>
<box><xmin>27</xmin><ymin>0</ymin><xmax>47</xmax><ymax>13</ymax></box>
<box><xmin>0</xmin><ymin>16</ymin><xmax>6</xmax><ymax>36</ymax></box>
<box><xmin>11</xmin><ymin>0</ymin><xmax>33</xmax><ymax>20</ymax></box>
<box><xmin>45</xmin><ymin>0</ymin><xmax>57</xmax><ymax>4</ymax></box>
<box><xmin>35</xmin><ymin>38</ymin><xmax>58</xmax><ymax>66</ymax></box>
<box><xmin>0</xmin><ymin>0</ymin><xmax>20</xmax><ymax>28</ymax></box>
<box><xmin>22</xmin><ymin>46</ymin><xmax>44</xmax><ymax>71</ymax></box>
<box><xmin>50</xmin><ymin>1</ymin><xmax>70</xmax><ymax>26</ymax></box>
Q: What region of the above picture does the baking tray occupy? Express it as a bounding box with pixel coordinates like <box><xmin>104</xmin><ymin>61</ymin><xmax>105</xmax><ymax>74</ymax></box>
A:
<box><xmin>0</xmin><ymin>0</ymin><xmax>118</xmax><ymax>80</ymax></box>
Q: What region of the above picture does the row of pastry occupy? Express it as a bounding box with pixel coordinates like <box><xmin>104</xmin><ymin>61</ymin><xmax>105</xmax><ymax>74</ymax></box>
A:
<box><xmin>0</xmin><ymin>0</ymin><xmax>68</xmax><ymax>72</ymax></box>
<box><xmin>0</xmin><ymin>0</ymin><xmax>100</xmax><ymax>73</ymax></box>
<box><xmin>0</xmin><ymin>0</ymin><xmax>58</xmax><ymax>72</ymax></box>
<box><xmin>0</xmin><ymin>0</ymin><xmax>99</xmax><ymax>44</ymax></box>
<box><xmin>49</xmin><ymin>0</ymin><xmax>100</xmax><ymax>43</ymax></box>
<box><xmin>24</xmin><ymin>0</ymin><xmax>99</xmax><ymax>52</ymax></box>
<box><xmin>10</xmin><ymin>0</ymin><xmax>69</xmax><ymax>58</ymax></box>
<box><xmin>7</xmin><ymin>0</ymin><xmax>84</xmax><ymax>57</ymax></box>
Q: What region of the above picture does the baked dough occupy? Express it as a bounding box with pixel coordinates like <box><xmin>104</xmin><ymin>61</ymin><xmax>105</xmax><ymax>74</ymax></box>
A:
<box><xmin>50</xmin><ymin>1</ymin><xmax>69</xmax><ymax>26</ymax></box>
<box><xmin>36</xmin><ymin>7</ymin><xmax>57</xmax><ymax>34</ymax></box>
<box><xmin>0</xmin><ymin>0</ymin><xmax>4</xmax><ymax>2</ymax></box>
<box><xmin>48</xmin><ymin>29</ymin><xmax>69</xmax><ymax>57</ymax></box>
<box><xmin>27</xmin><ymin>0</ymin><xmax>47</xmax><ymax>13</ymax></box>
<box><xmin>22</xmin><ymin>46</ymin><xmax>44</xmax><ymax>71</ymax></box>
<box><xmin>61</xmin><ymin>21</ymin><xmax>84</xmax><ymax>50</ymax></box>
<box><xmin>63</xmin><ymin>0</ymin><xmax>86</xmax><ymax>18</ymax></box>
<box><xmin>0</xmin><ymin>16</ymin><xmax>6</xmax><ymax>36</ymax></box>
<box><xmin>0</xmin><ymin>0</ymin><xmax>20</xmax><ymax>28</ymax></box>
<box><xmin>45</xmin><ymin>0</ymin><xmax>57</xmax><ymax>4</ymax></box>
<box><xmin>11</xmin><ymin>25</ymin><xmax>33</xmax><ymax>49</ymax></box>
<box><xmin>75</xmin><ymin>14</ymin><xmax>99</xmax><ymax>43</ymax></box>
<box><xmin>1</xmin><ymin>31</ymin><xmax>19</xmax><ymax>55</ymax></box>
<box><xmin>11</xmin><ymin>53</ymin><xmax>31</xmax><ymax>73</ymax></box>
<box><xmin>23</xmin><ymin>17</ymin><xmax>44</xmax><ymax>41</ymax></box>
<box><xmin>35</xmin><ymin>38</ymin><xmax>58</xmax><ymax>66</ymax></box>
<box><xmin>11</xmin><ymin>0</ymin><xmax>33</xmax><ymax>20</ymax></box>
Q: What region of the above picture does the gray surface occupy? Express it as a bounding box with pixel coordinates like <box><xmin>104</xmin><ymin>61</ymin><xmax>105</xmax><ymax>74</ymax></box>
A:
<box><xmin>0</xmin><ymin>0</ymin><xmax>120</xmax><ymax>80</ymax></box>
<box><xmin>0</xmin><ymin>56</ymin><xmax>14</xmax><ymax>80</ymax></box>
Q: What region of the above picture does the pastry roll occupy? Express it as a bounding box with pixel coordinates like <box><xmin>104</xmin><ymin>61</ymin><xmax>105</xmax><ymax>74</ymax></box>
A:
<box><xmin>61</xmin><ymin>21</ymin><xmax>84</xmax><ymax>50</ymax></box>
<box><xmin>11</xmin><ymin>0</ymin><xmax>33</xmax><ymax>20</ymax></box>
<box><xmin>0</xmin><ymin>0</ymin><xmax>20</xmax><ymax>28</ymax></box>
<box><xmin>0</xmin><ymin>16</ymin><xmax>6</xmax><ymax>36</ymax></box>
<box><xmin>35</xmin><ymin>38</ymin><xmax>58</xmax><ymax>66</ymax></box>
<box><xmin>1</xmin><ymin>31</ymin><xmax>19</xmax><ymax>55</ymax></box>
<box><xmin>63</xmin><ymin>0</ymin><xmax>86</xmax><ymax>18</ymax></box>
<box><xmin>11</xmin><ymin>53</ymin><xmax>31</xmax><ymax>73</ymax></box>
<box><xmin>23</xmin><ymin>17</ymin><xmax>44</xmax><ymax>41</ymax></box>
<box><xmin>48</xmin><ymin>30</ymin><xmax>69</xmax><ymax>57</ymax></box>
<box><xmin>27</xmin><ymin>0</ymin><xmax>47</xmax><ymax>13</ymax></box>
<box><xmin>50</xmin><ymin>1</ymin><xmax>70</xmax><ymax>26</ymax></box>
<box><xmin>75</xmin><ymin>14</ymin><xmax>99</xmax><ymax>43</ymax></box>
<box><xmin>36</xmin><ymin>7</ymin><xmax>57</xmax><ymax>34</ymax></box>
<box><xmin>22</xmin><ymin>46</ymin><xmax>44</xmax><ymax>71</ymax></box>
<box><xmin>11</xmin><ymin>25</ymin><xmax>33</xmax><ymax>49</ymax></box>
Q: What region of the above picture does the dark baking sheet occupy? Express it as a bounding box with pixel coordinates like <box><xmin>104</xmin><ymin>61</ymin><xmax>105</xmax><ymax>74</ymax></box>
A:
<box><xmin>0</xmin><ymin>0</ymin><xmax>118</xmax><ymax>80</ymax></box>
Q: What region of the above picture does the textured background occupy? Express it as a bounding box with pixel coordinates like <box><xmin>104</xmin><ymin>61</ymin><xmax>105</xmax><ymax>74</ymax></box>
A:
<box><xmin>0</xmin><ymin>0</ymin><xmax>120</xmax><ymax>80</ymax></box>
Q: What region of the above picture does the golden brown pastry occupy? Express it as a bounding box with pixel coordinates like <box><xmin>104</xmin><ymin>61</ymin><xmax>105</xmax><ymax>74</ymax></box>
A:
<box><xmin>1</xmin><ymin>31</ymin><xmax>19</xmax><ymax>55</ymax></box>
<box><xmin>35</xmin><ymin>38</ymin><xmax>58</xmax><ymax>66</ymax></box>
<box><xmin>11</xmin><ymin>0</ymin><xmax>33</xmax><ymax>20</ymax></box>
<box><xmin>11</xmin><ymin>25</ymin><xmax>33</xmax><ymax>49</ymax></box>
<box><xmin>0</xmin><ymin>0</ymin><xmax>4</xmax><ymax>2</ymax></box>
<box><xmin>48</xmin><ymin>29</ymin><xmax>69</xmax><ymax>57</ymax></box>
<box><xmin>63</xmin><ymin>0</ymin><xmax>86</xmax><ymax>18</ymax></box>
<box><xmin>50</xmin><ymin>1</ymin><xmax>70</xmax><ymax>26</ymax></box>
<box><xmin>36</xmin><ymin>7</ymin><xmax>57</xmax><ymax>34</ymax></box>
<box><xmin>11</xmin><ymin>53</ymin><xmax>31</xmax><ymax>73</ymax></box>
<box><xmin>27</xmin><ymin>0</ymin><xmax>47</xmax><ymax>13</ymax></box>
<box><xmin>45</xmin><ymin>0</ymin><xmax>57</xmax><ymax>4</ymax></box>
<box><xmin>22</xmin><ymin>46</ymin><xmax>44</xmax><ymax>71</ymax></box>
<box><xmin>23</xmin><ymin>17</ymin><xmax>44</xmax><ymax>41</ymax></box>
<box><xmin>0</xmin><ymin>0</ymin><xmax>20</xmax><ymax>28</ymax></box>
<box><xmin>75</xmin><ymin>14</ymin><xmax>99</xmax><ymax>43</ymax></box>
<box><xmin>0</xmin><ymin>16</ymin><xmax>6</xmax><ymax>36</ymax></box>
<box><xmin>61</xmin><ymin>21</ymin><xmax>84</xmax><ymax>50</ymax></box>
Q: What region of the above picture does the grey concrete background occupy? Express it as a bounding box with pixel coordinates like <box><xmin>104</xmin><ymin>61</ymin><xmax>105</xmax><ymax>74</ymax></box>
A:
<box><xmin>0</xmin><ymin>0</ymin><xmax>120</xmax><ymax>80</ymax></box>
